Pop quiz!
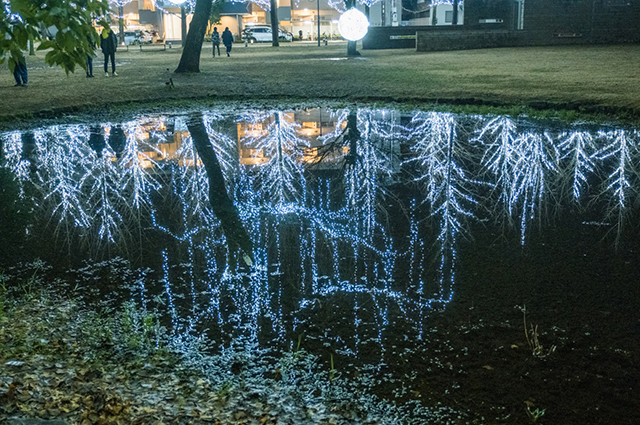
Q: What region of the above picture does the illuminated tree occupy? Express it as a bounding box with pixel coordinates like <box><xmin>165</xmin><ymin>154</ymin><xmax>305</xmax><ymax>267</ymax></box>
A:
<box><xmin>321</xmin><ymin>108</ymin><xmax>400</xmax><ymax>239</ymax></box>
<box><xmin>240</xmin><ymin>111</ymin><xmax>309</xmax><ymax>207</ymax></box>
<box><xmin>405</xmin><ymin>111</ymin><xmax>478</xmax><ymax>302</ymax></box>
<box><xmin>593</xmin><ymin>129</ymin><xmax>638</xmax><ymax>242</ymax></box>
<box><xmin>557</xmin><ymin>130</ymin><xmax>596</xmax><ymax>202</ymax></box>
<box><xmin>475</xmin><ymin>116</ymin><xmax>558</xmax><ymax>244</ymax></box>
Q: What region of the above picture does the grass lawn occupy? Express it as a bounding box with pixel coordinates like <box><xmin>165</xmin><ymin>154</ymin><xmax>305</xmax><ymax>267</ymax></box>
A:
<box><xmin>1</xmin><ymin>41</ymin><xmax>639</xmax><ymax>122</ymax></box>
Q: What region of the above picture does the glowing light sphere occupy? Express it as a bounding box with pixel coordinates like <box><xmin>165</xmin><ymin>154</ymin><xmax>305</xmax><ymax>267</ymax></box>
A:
<box><xmin>338</xmin><ymin>8</ymin><xmax>369</xmax><ymax>41</ymax></box>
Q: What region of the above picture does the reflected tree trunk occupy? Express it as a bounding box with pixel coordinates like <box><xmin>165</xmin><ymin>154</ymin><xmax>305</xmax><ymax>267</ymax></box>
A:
<box><xmin>175</xmin><ymin>0</ymin><xmax>214</xmax><ymax>73</ymax></box>
<box><xmin>346</xmin><ymin>110</ymin><xmax>360</xmax><ymax>163</ymax></box>
<box><xmin>187</xmin><ymin>113</ymin><xmax>254</xmax><ymax>267</ymax></box>
<box><xmin>88</xmin><ymin>126</ymin><xmax>106</xmax><ymax>157</ymax></box>
<box><xmin>21</xmin><ymin>131</ymin><xmax>38</xmax><ymax>174</ymax></box>
<box><xmin>108</xmin><ymin>125</ymin><xmax>126</xmax><ymax>158</ymax></box>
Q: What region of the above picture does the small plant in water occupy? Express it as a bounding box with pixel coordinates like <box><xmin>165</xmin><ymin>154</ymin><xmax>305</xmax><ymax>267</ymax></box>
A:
<box><xmin>520</xmin><ymin>305</ymin><xmax>557</xmax><ymax>358</ymax></box>
<box><xmin>525</xmin><ymin>405</ymin><xmax>546</xmax><ymax>423</ymax></box>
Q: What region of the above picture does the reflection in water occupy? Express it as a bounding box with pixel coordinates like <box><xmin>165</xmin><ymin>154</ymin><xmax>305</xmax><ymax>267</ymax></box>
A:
<box><xmin>1</xmin><ymin>108</ymin><xmax>639</xmax><ymax>355</ymax></box>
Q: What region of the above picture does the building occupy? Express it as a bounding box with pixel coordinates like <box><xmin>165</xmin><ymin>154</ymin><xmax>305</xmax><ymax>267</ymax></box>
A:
<box><xmin>242</xmin><ymin>0</ymin><xmax>343</xmax><ymax>40</ymax></box>
<box><xmin>362</xmin><ymin>0</ymin><xmax>640</xmax><ymax>50</ymax></box>
<box><xmin>110</xmin><ymin>0</ymin><xmax>345</xmax><ymax>43</ymax></box>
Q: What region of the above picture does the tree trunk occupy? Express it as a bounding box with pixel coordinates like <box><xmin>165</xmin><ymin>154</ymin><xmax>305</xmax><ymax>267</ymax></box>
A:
<box><xmin>270</xmin><ymin>0</ymin><xmax>280</xmax><ymax>47</ymax></box>
<box><xmin>345</xmin><ymin>0</ymin><xmax>360</xmax><ymax>56</ymax></box>
<box><xmin>175</xmin><ymin>0</ymin><xmax>214</xmax><ymax>73</ymax></box>
<box><xmin>347</xmin><ymin>40</ymin><xmax>359</xmax><ymax>56</ymax></box>
<box><xmin>118</xmin><ymin>6</ymin><xmax>125</xmax><ymax>46</ymax></box>
<box><xmin>187</xmin><ymin>113</ymin><xmax>254</xmax><ymax>267</ymax></box>
<box><xmin>452</xmin><ymin>0</ymin><xmax>459</xmax><ymax>25</ymax></box>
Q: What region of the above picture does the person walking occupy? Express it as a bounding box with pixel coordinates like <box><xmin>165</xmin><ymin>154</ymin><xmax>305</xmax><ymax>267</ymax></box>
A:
<box><xmin>211</xmin><ymin>27</ymin><xmax>221</xmax><ymax>57</ymax></box>
<box><xmin>12</xmin><ymin>55</ymin><xmax>28</xmax><ymax>87</ymax></box>
<box><xmin>86</xmin><ymin>34</ymin><xmax>96</xmax><ymax>78</ymax></box>
<box><xmin>100</xmin><ymin>28</ymin><xmax>118</xmax><ymax>77</ymax></box>
<box><xmin>221</xmin><ymin>27</ymin><xmax>234</xmax><ymax>57</ymax></box>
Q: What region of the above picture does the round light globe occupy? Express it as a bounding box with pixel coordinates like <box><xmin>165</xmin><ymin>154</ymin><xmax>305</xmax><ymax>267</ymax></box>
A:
<box><xmin>338</xmin><ymin>8</ymin><xmax>369</xmax><ymax>41</ymax></box>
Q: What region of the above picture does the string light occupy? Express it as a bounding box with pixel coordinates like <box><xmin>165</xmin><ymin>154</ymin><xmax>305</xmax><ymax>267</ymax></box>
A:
<box><xmin>2</xmin><ymin>108</ymin><xmax>638</xmax><ymax>355</ymax></box>
<box><xmin>558</xmin><ymin>130</ymin><xmax>596</xmax><ymax>201</ymax></box>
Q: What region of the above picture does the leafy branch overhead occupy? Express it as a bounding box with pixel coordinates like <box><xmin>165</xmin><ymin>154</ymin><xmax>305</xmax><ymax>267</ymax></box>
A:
<box><xmin>0</xmin><ymin>0</ymin><xmax>110</xmax><ymax>74</ymax></box>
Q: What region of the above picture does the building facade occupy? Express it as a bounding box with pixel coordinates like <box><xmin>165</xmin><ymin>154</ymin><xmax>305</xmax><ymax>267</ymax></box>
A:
<box><xmin>364</xmin><ymin>0</ymin><xmax>640</xmax><ymax>49</ymax></box>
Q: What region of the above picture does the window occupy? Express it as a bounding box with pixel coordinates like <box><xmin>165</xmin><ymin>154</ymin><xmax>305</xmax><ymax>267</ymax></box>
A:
<box><xmin>445</xmin><ymin>10</ymin><xmax>453</xmax><ymax>23</ymax></box>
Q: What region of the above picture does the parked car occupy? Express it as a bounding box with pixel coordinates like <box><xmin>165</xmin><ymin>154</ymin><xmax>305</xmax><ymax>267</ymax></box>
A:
<box><xmin>117</xmin><ymin>30</ymin><xmax>152</xmax><ymax>46</ymax></box>
<box><xmin>279</xmin><ymin>29</ymin><xmax>293</xmax><ymax>42</ymax></box>
<box><xmin>242</xmin><ymin>26</ymin><xmax>293</xmax><ymax>43</ymax></box>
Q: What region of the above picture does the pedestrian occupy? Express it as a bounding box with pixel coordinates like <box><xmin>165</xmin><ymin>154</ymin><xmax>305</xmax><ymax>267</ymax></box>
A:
<box><xmin>298</xmin><ymin>30</ymin><xmax>303</xmax><ymax>41</ymax></box>
<box><xmin>6</xmin><ymin>15</ymin><xmax>27</xmax><ymax>87</ymax></box>
<box><xmin>100</xmin><ymin>28</ymin><xmax>118</xmax><ymax>77</ymax></box>
<box><xmin>211</xmin><ymin>27</ymin><xmax>221</xmax><ymax>57</ymax></box>
<box><xmin>86</xmin><ymin>34</ymin><xmax>96</xmax><ymax>78</ymax></box>
<box><xmin>221</xmin><ymin>27</ymin><xmax>234</xmax><ymax>57</ymax></box>
<box><xmin>12</xmin><ymin>55</ymin><xmax>27</xmax><ymax>87</ymax></box>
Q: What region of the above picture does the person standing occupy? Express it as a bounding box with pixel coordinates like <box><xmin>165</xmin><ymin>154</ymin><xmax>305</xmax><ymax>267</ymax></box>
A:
<box><xmin>211</xmin><ymin>27</ymin><xmax>221</xmax><ymax>57</ymax></box>
<box><xmin>86</xmin><ymin>34</ymin><xmax>96</xmax><ymax>78</ymax></box>
<box><xmin>221</xmin><ymin>27</ymin><xmax>234</xmax><ymax>57</ymax></box>
<box><xmin>12</xmin><ymin>55</ymin><xmax>27</xmax><ymax>87</ymax></box>
<box><xmin>100</xmin><ymin>28</ymin><xmax>118</xmax><ymax>77</ymax></box>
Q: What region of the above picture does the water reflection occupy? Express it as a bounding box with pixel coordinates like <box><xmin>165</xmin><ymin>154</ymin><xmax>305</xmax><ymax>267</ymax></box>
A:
<box><xmin>1</xmin><ymin>107</ymin><xmax>639</xmax><ymax>355</ymax></box>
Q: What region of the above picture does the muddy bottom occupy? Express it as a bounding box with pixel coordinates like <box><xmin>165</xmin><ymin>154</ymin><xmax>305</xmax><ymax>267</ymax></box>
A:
<box><xmin>301</xmin><ymin>220</ymin><xmax>640</xmax><ymax>425</ymax></box>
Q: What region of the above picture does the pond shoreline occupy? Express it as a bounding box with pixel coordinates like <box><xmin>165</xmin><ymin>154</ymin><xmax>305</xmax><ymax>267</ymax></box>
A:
<box><xmin>2</xmin><ymin>96</ymin><xmax>637</xmax><ymax>135</ymax></box>
<box><xmin>1</xmin><ymin>43</ymin><xmax>639</xmax><ymax>126</ymax></box>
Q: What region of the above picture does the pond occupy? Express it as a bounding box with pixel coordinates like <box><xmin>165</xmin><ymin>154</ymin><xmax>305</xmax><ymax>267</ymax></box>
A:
<box><xmin>1</xmin><ymin>106</ymin><xmax>639</xmax><ymax>424</ymax></box>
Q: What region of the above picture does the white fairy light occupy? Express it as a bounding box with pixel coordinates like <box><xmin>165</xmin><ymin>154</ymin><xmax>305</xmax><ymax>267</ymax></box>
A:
<box><xmin>474</xmin><ymin>115</ymin><xmax>519</xmax><ymax>204</ymax></box>
<box><xmin>558</xmin><ymin>130</ymin><xmax>596</xmax><ymax>201</ymax></box>
<box><xmin>6</xmin><ymin>106</ymin><xmax>639</xmax><ymax>370</ymax></box>
<box><xmin>405</xmin><ymin>111</ymin><xmax>479</xmax><ymax>303</ymax></box>
<box><xmin>239</xmin><ymin>110</ymin><xmax>309</xmax><ymax>206</ymax></box>
<box><xmin>592</xmin><ymin>129</ymin><xmax>637</xmax><ymax>240</ymax></box>
<box><xmin>475</xmin><ymin>117</ymin><xmax>558</xmax><ymax>245</ymax></box>
<box><xmin>511</xmin><ymin>131</ymin><xmax>558</xmax><ymax>245</ymax></box>
<box><xmin>117</xmin><ymin>122</ymin><xmax>162</xmax><ymax>211</ymax></box>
